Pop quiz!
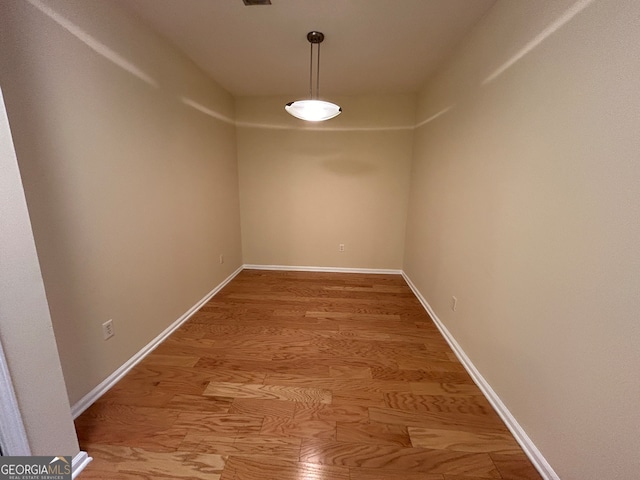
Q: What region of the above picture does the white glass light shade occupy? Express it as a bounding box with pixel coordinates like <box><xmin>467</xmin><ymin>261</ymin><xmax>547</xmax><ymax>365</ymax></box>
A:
<box><xmin>285</xmin><ymin>99</ymin><xmax>342</xmax><ymax>122</ymax></box>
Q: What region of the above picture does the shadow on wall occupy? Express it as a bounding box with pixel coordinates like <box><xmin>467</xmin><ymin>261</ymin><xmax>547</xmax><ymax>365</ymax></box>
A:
<box><xmin>321</xmin><ymin>158</ymin><xmax>376</xmax><ymax>176</ymax></box>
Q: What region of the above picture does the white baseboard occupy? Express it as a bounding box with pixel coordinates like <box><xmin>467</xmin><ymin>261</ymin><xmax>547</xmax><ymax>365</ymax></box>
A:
<box><xmin>70</xmin><ymin>266</ymin><xmax>243</xmax><ymax>419</ymax></box>
<box><xmin>401</xmin><ymin>272</ymin><xmax>560</xmax><ymax>480</ymax></box>
<box><xmin>243</xmin><ymin>264</ymin><xmax>402</xmax><ymax>275</ymax></box>
<box><xmin>72</xmin><ymin>451</ymin><xmax>92</xmax><ymax>479</ymax></box>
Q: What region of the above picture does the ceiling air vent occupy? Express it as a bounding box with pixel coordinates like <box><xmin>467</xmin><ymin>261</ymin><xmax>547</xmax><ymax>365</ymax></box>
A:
<box><xmin>242</xmin><ymin>0</ymin><xmax>271</xmax><ymax>5</ymax></box>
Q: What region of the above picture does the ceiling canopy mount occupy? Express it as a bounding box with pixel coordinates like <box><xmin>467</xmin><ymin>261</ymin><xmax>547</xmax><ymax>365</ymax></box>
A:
<box><xmin>307</xmin><ymin>31</ymin><xmax>324</xmax><ymax>44</ymax></box>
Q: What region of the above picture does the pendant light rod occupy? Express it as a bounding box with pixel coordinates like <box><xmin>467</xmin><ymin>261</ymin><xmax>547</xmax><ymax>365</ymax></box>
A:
<box><xmin>316</xmin><ymin>38</ymin><xmax>320</xmax><ymax>99</ymax></box>
<box><xmin>307</xmin><ymin>31</ymin><xmax>324</xmax><ymax>99</ymax></box>
<box><xmin>309</xmin><ymin>41</ymin><xmax>313</xmax><ymax>98</ymax></box>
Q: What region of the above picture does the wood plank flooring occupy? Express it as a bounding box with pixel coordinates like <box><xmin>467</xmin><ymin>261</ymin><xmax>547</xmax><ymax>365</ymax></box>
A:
<box><xmin>75</xmin><ymin>270</ymin><xmax>542</xmax><ymax>479</ymax></box>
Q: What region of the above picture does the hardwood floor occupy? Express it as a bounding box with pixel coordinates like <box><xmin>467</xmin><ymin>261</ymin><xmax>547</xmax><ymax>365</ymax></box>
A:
<box><xmin>75</xmin><ymin>270</ymin><xmax>542</xmax><ymax>479</ymax></box>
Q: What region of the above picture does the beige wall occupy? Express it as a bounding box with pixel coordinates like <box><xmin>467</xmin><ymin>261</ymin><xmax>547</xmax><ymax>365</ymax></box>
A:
<box><xmin>404</xmin><ymin>0</ymin><xmax>640</xmax><ymax>479</ymax></box>
<box><xmin>237</xmin><ymin>95</ymin><xmax>415</xmax><ymax>269</ymax></box>
<box><xmin>0</xmin><ymin>0</ymin><xmax>242</xmax><ymax>406</ymax></box>
<box><xmin>2</xmin><ymin>0</ymin><xmax>638</xmax><ymax>476</ymax></box>
<box><xmin>0</xmin><ymin>87</ymin><xmax>79</xmax><ymax>456</ymax></box>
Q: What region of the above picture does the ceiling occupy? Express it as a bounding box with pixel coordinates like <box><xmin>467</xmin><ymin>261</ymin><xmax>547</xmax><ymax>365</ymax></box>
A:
<box><xmin>117</xmin><ymin>0</ymin><xmax>496</xmax><ymax>97</ymax></box>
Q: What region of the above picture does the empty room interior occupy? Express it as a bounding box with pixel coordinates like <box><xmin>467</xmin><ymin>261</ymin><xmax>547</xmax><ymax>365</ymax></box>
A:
<box><xmin>0</xmin><ymin>0</ymin><xmax>638</xmax><ymax>479</ymax></box>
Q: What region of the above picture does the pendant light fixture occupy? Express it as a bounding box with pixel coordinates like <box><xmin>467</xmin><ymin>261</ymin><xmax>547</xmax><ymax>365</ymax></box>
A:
<box><xmin>285</xmin><ymin>31</ymin><xmax>342</xmax><ymax>122</ymax></box>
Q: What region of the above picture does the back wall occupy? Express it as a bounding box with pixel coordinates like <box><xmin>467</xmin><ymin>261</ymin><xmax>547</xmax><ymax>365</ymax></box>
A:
<box><xmin>237</xmin><ymin>95</ymin><xmax>415</xmax><ymax>270</ymax></box>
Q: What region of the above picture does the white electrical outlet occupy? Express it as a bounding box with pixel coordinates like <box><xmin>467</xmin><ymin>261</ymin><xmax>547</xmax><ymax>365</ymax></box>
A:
<box><xmin>339</xmin><ymin>243</ymin><xmax>345</xmax><ymax>252</ymax></box>
<box><xmin>219</xmin><ymin>254</ymin><xmax>224</xmax><ymax>264</ymax></box>
<box><xmin>102</xmin><ymin>319</ymin><xmax>114</xmax><ymax>340</ymax></box>
<box><xmin>451</xmin><ymin>296</ymin><xmax>457</xmax><ymax>312</ymax></box>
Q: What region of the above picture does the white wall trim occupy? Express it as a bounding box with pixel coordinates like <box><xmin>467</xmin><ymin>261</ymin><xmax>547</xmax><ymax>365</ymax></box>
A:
<box><xmin>0</xmin><ymin>338</ymin><xmax>31</xmax><ymax>456</ymax></box>
<box><xmin>70</xmin><ymin>266</ymin><xmax>243</xmax><ymax>418</ymax></box>
<box><xmin>401</xmin><ymin>272</ymin><xmax>560</xmax><ymax>480</ymax></box>
<box><xmin>72</xmin><ymin>451</ymin><xmax>92</xmax><ymax>479</ymax></box>
<box><xmin>243</xmin><ymin>264</ymin><xmax>402</xmax><ymax>275</ymax></box>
